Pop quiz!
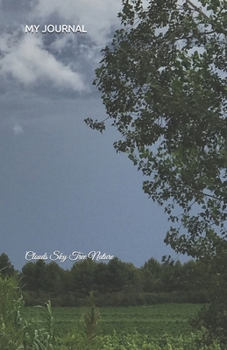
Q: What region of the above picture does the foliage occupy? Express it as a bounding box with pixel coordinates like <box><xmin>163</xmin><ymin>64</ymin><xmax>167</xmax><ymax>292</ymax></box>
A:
<box><xmin>4</xmin><ymin>274</ymin><xmax>221</xmax><ymax>349</ymax></box>
<box><xmin>0</xmin><ymin>275</ymin><xmax>56</xmax><ymax>349</ymax></box>
<box><xmin>20</xmin><ymin>256</ymin><xmax>208</xmax><ymax>307</ymax></box>
<box><xmin>0</xmin><ymin>275</ymin><xmax>104</xmax><ymax>349</ymax></box>
<box><xmin>27</xmin><ymin>304</ymin><xmax>201</xmax><ymax>339</ymax></box>
<box><xmin>101</xmin><ymin>331</ymin><xmax>223</xmax><ymax>350</ymax></box>
<box><xmin>23</xmin><ymin>303</ymin><xmax>223</xmax><ymax>350</ymax></box>
<box><xmin>86</xmin><ymin>0</ymin><xmax>227</xmax><ymax>259</ymax></box>
<box><xmin>0</xmin><ymin>253</ymin><xmax>15</xmax><ymax>277</ymax></box>
<box><xmin>190</xmin><ymin>302</ymin><xmax>227</xmax><ymax>346</ymax></box>
<box><xmin>85</xmin><ymin>0</ymin><xmax>227</xmax><ymax>342</ymax></box>
<box><xmin>61</xmin><ymin>292</ymin><xmax>103</xmax><ymax>350</ymax></box>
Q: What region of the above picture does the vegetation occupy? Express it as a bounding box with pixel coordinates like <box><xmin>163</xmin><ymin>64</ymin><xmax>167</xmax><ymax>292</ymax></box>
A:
<box><xmin>34</xmin><ymin>304</ymin><xmax>200</xmax><ymax>339</ymax></box>
<box><xmin>84</xmin><ymin>0</ymin><xmax>227</xmax><ymax>343</ymax></box>
<box><xmin>18</xmin><ymin>255</ymin><xmax>208</xmax><ymax>307</ymax></box>
<box><xmin>0</xmin><ymin>275</ymin><xmax>55</xmax><ymax>349</ymax></box>
<box><xmin>0</xmin><ymin>273</ymin><xmax>224</xmax><ymax>349</ymax></box>
<box><xmin>0</xmin><ymin>252</ymin><xmax>15</xmax><ymax>277</ymax></box>
<box><xmin>2</xmin><ymin>249</ymin><xmax>227</xmax><ymax>344</ymax></box>
<box><xmin>86</xmin><ymin>0</ymin><xmax>227</xmax><ymax>260</ymax></box>
<box><xmin>3</xmin><ymin>0</ymin><xmax>227</xmax><ymax>346</ymax></box>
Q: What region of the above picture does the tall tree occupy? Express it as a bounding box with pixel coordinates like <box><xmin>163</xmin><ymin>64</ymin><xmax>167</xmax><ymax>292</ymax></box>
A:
<box><xmin>142</xmin><ymin>257</ymin><xmax>163</xmax><ymax>292</ymax></box>
<box><xmin>86</xmin><ymin>0</ymin><xmax>227</xmax><ymax>341</ymax></box>
<box><xmin>22</xmin><ymin>260</ymin><xmax>46</xmax><ymax>291</ymax></box>
<box><xmin>86</xmin><ymin>0</ymin><xmax>227</xmax><ymax>260</ymax></box>
<box><xmin>70</xmin><ymin>259</ymin><xmax>97</xmax><ymax>298</ymax></box>
<box><xmin>0</xmin><ymin>253</ymin><xmax>15</xmax><ymax>277</ymax></box>
<box><xmin>44</xmin><ymin>262</ymin><xmax>66</xmax><ymax>294</ymax></box>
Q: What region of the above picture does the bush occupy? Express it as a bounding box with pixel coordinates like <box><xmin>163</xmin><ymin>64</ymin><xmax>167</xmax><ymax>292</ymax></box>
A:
<box><xmin>101</xmin><ymin>332</ymin><xmax>223</xmax><ymax>350</ymax></box>
<box><xmin>0</xmin><ymin>275</ymin><xmax>56</xmax><ymax>349</ymax></box>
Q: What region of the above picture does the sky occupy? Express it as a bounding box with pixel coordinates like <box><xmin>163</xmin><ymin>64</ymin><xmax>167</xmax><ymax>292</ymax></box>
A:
<box><xmin>0</xmin><ymin>0</ymin><xmax>184</xmax><ymax>271</ymax></box>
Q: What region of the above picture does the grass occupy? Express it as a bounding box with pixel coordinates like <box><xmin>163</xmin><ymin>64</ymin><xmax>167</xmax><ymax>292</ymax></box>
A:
<box><xmin>23</xmin><ymin>303</ymin><xmax>203</xmax><ymax>339</ymax></box>
<box><xmin>0</xmin><ymin>276</ymin><xmax>218</xmax><ymax>349</ymax></box>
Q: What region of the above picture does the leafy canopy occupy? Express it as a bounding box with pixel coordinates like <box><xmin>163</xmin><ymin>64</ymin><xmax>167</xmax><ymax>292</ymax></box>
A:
<box><xmin>85</xmin><ymin>0</ymin><xmax>227</xmax><ymax>259</ymax></box>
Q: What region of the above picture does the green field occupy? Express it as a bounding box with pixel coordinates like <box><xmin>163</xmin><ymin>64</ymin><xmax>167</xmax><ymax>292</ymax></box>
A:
<box><xmin>24</xmin><ymin>303</ymin><xmax>202</xmax><ymax>338</ymax></box>
<box><xmin>18</xmin><ymin>303</ymin><xmax>224</xmax><ymax>349</ymax></box>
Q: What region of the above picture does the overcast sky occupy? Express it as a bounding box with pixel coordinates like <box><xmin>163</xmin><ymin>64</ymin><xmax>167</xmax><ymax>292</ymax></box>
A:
<box><xmin>0</xmin><ymin>0</ymin><xmax>185</xmax><ymax>271</ymax></box>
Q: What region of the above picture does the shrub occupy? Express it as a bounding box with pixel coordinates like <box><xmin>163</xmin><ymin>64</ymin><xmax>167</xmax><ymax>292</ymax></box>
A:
<box><xmin>0</xmin><ymin>274</ymin><xmax>56</xmax><ymax>349</ymax></box>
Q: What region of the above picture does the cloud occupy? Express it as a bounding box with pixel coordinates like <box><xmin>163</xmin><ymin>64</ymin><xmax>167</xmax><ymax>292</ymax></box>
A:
<box><xmin>0</xmin><ymin>32</ymin><xmax>87</xmax><ymax>91</ymax></box>
<box><xmin>50</xmin><ymin>34</ymin><xmax>73</xmax><ymax>53</ymax></box>
<box><xmin>0</xmin><ymin>0</ymin><xmax>122</xmax><ymax>93</ymax></box>
<box><xmin>13</xmin><ymin>124</ymin><xmax>24</xmax><ymax>135</ymax></box>
<box><xmin>31</xmin><ymin>0</ymin><xmax>122</xmax><ymax>46</ymax></box>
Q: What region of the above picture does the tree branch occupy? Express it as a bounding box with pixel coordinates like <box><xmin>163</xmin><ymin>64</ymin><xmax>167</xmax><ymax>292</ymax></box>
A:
<box><xmin>186</xmin><ymin>0</ymin><xmax>210</xmax><ymax>21</ymax></box>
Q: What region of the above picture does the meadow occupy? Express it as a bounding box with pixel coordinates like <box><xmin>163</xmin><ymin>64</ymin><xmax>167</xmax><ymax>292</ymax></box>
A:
<box><xmin>22</xmin><ymin>303</ymin><xmax>212</xmax><ymax>350</ymax></box>
<box><xmin>0</xmin><ymin>275</ymin><xmax>220</xmax><ymax>349</ymax></box>
<box><xmin>47</xmin><ymin>303</ymin><xmax>202</xmax><ymax>337</ymax></box>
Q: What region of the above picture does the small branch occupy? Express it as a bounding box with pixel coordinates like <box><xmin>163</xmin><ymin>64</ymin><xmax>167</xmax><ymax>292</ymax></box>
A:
<box><xmin>186</xmin><ymin>0</ymin><xmax>210</xmax><ymax>21</ymax></box>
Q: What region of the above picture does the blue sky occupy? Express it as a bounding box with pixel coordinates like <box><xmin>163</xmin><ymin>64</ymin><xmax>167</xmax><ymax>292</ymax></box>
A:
<box><xmin>0</xmin><ymin>0</ymin><xmax>184</xmax><ymax>270</ymax></box>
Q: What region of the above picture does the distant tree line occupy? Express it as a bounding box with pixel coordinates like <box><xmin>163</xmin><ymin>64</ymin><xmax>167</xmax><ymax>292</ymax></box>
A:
<box><xmin>0</xmin><ymin>253</ymin><xmax>209</xmax><ymax>306</ymax></box>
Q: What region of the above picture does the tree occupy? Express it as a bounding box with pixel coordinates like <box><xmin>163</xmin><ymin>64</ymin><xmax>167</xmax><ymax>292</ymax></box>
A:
<box><xmin>44</xmin><ymin>261</ymin><xmax>66</xmax><ymax>294</ymax></box>
<box><xmin>86</xmin><ymin>0</ymin><xmax>227</xmax><ymax>260</ymax></box>
<box><xmin>70</xmin><ymin>259</ymin><xmax>97</xmax><ymax>298</ymax></box>
<box><xmin>107</xmin><ymin>257</ymin><xmax>138</xmax><ymax>292</ymax></box>
<box><xmin>21</xmin><ymin>260</ymin><xmax>46</xmax><ymax>292</ymax></box>
<box><xmin>85</xmin><ymin>0</ymin><xmax>227</xmax><ymax>341</ymax></box>
<box><xmin>142</xmin><ymin>257</ymin><xmax>164</xmax><ymax>292</ymax></box>
<box><xmin>21</xmin><ymin>262</ymin><xmax>37</xmax><ymax>291</ymax></box>
<box><xmin>0</xmin><ymin>253</ymin><xmax>15</xmax><ymax>277</ymax></box>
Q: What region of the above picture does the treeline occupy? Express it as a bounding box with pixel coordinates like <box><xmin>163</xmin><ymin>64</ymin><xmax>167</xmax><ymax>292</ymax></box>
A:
<box><xmin>0</xmin><ymin>253</ymin><xmax>208</xmax><ymax>306</ymax></box>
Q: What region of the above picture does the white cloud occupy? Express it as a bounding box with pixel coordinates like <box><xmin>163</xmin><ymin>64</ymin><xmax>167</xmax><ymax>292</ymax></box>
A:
<box><xmin>0</xmin><ymin>0</ymin><xmax>138</xmax><ymax>92</ymax></box>
<box><xmin>31</xmin><ymin>0</ymin><xmax>122</xmax><ymax>46</ymax></box>
<box><xmin>50</xmin><ymin>34</ymin><xmax>73</xmax><ymax>53</ymax></box>
<box><xmin>0</xmin><ymin>33</ymin><xmax>87</xmax><ymax>91</ymax></box>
